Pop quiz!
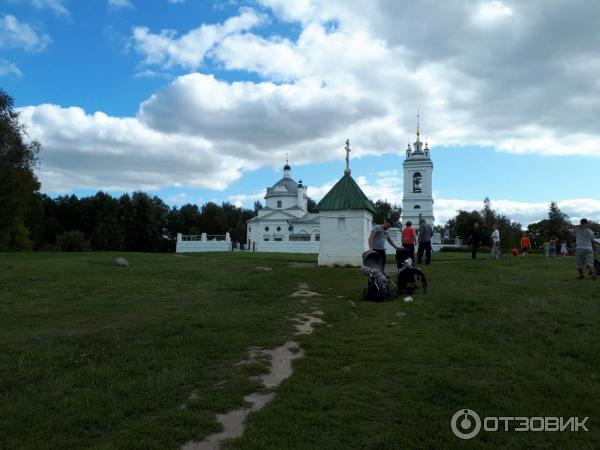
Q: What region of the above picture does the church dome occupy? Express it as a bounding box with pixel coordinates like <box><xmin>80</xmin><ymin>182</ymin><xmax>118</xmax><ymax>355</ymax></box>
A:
<box><xmin>266</xmin><ymin>177</ymin><xmax>299</xmax><ymax>197</ymax></box>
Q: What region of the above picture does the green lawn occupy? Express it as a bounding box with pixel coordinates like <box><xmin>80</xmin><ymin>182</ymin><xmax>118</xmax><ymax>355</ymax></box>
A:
<box><xmin>0</xmin><ymin>251</ymin><xmax>598</xmax><ymax>449</ymax></box>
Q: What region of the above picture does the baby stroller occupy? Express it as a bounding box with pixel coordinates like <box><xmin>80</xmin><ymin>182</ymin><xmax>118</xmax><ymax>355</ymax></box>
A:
<box><xmin>361</xmin><ymin>250</ymin><xmax>398</xmax><ymax>301</ymax></box>
<box><xmin>396</xmin><ymin>248</ymin><xmax>428</xmax><ymax>294</ymax></box>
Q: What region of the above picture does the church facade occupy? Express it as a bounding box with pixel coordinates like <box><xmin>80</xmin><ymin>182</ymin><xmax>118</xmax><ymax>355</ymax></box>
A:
<box><xmin>246</xmin><ymin>163</ymin><xmax>320</xmax><ymax>253</ymax></box>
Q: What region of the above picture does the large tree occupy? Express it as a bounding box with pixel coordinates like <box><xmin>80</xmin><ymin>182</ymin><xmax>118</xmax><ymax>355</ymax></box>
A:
<box><xmin>0</xmin><ymin>90</ymin><xmax>41</xmax><ymax>250</ymax></box>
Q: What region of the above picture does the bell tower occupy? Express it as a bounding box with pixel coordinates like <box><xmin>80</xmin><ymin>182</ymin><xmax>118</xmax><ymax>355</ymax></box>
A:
<box><xmin>402</xmin><ymin>114</ymin><xmax>434</xmax><ymax>227</ymax></box>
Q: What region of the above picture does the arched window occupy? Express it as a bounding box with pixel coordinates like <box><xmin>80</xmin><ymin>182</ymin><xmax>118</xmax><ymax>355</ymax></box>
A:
<box><xmin>414</xmin><ymin>205</ymin><xmax>421</xmax><ymax>209</ymax></box>
<box><xmin>413</xmin><ymin>172</ymin><xmax>422</xmax><ymax>193</ymax></box>
<box><xmin>265</xmin><ymin>226</ymin><xmax>269</xmax><ymax>232</ymax></box>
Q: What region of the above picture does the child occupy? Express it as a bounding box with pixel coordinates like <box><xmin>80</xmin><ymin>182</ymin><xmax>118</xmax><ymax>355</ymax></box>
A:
<box><xmin>511</xmin><ymin>248</ymin><xmax>518</xmax><ymax>258</ymax></box>
<box><xmin>560</xmin><ymin>241</ymin><xmax>568</xmax><ymax>256</ymax></box>
<box><xmin>543</xmin><ymin>241</ymin><xmax>550</xmax><ymax>257</ymax></box>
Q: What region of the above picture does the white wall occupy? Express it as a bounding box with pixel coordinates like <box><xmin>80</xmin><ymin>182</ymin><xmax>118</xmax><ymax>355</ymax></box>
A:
<box><xmin>254</xmin><ymin>241</ymin><xmax>319</xmax><ymax>253</ymax></box>
<box><xmin>176</xmin><ymin>233</ymin><xmax>232</xmax><ymax>253</ymax></box>
<box><xmin>318</xmin><ymin>209</ymin><xmax>372</xmax><ymax>267</ymax></box>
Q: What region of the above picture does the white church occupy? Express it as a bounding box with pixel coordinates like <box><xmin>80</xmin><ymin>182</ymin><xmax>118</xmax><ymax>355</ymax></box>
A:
<box><xmin>177</xmin><ymin>123</ymin><xmax>436</xmax><ymax>266</ymax></box>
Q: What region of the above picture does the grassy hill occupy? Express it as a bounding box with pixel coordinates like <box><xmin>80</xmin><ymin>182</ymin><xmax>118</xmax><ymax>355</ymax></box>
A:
<box><xmin>0</xmin><ymin>251</ymin><xmax>598</xmax><ymax>449</ymax></box>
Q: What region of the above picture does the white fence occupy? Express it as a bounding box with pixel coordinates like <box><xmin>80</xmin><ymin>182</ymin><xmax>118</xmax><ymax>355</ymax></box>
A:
<box><xmin>252</xmin><ymin>240</ymin><xmax>320</xmax><ymax>253</ymax></box>
<box><xmin>176</xmin><ymin>233</ymin><xmax>232</xmax><ymax>253</ymax></box>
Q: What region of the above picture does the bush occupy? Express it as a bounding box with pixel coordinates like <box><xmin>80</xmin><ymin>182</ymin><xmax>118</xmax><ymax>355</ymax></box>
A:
<box><xmin>58</xmin><ymin>231</ymin><xmax>90</xmax><ymax>252</ymax></box>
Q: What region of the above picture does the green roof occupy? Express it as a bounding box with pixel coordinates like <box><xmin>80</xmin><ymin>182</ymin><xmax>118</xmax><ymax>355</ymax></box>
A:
<box><xmin>316</xmin><ymin>173</ymin><xmax>377</xmax><ymax>214</ymax></box>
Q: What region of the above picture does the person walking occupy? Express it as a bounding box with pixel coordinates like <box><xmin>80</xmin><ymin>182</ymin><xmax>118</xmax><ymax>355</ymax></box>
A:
<box><xmin>368</xmin><ymin>217</ymin><xmax>399</xmax><ymax>268</ymax></box>
<box><xmin>567</xmin><ymin>219</ymin><xmax>596</xmax><ymax>280</ymax></box>
<box><xmin>520</xmin><ymin>234</ymin><xmax>531</xmax><ymax>258</ymax></box>
<box><xmin>543</xmin><ymin>240</ymin><xmax>550</xmax><ymax>257</ymax></box>
<box><xmin>417</xmin><ymin>218</ymin><xmax>433</xmax><ymax>265</ymax></box>
<box><xmin>490</xmin><ymin>224</ymin><xmax>501</xmax><ymax>260</ymax></box>
<box><xmin>402</xmin><ymin>221</ymin><xmax>417</xmax><ymax>262</ymax></box>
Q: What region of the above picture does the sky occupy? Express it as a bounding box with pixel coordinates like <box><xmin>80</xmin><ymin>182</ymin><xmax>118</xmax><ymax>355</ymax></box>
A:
<box><xmin>2</xmin><ymin>0</ymin><xmax>599</xmax><ymax>226</ymax></box>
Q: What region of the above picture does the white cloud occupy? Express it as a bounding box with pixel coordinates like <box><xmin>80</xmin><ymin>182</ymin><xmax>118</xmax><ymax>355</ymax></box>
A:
<box><xmin>471</xmin><ymin>1</ymin><xmax>513</xmax><ymax>26</ymax></box>
<box><xmin>0</xmin><ymin>14</ymin><xmax>51</xmax><ymax>52</ymax></box>
<box><xmin>0</xmin><ymin>58</ymin><xmax>22</xmax><ymax>76</ymax></box>
<box><xmin>18</xmin><ymin>1</ymin><xmax>600</xmax><ymax>196</ymax></box>
<box><xmin>108</xmin><ymin>0</ymin><xmax>133</xmax><ymax>8</ymax></box>
<box><xmin>32</xmin><ymin>0</ymin><xmax>69</xmax><ymax>16</ymax></box>
<box><xmin>131</xmin><ymin>8</ymin><xmax>265</xmax><ymax>69</ymax></box>
<box><xmin>19</xmin><ymin>104</ymin><xmax>249</xmax><ymax>192</ymax></box>
<box><xmin>228</xmin><ymin>190</ymin><xmax>265</xmax><ymax>208</ymax></box>
<box><xmin>168</xmin><ymin>0</ymin><xmax>185</xmax><ymax>3</ymax></box>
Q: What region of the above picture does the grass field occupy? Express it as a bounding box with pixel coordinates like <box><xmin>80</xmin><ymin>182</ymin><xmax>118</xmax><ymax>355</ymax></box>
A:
<box><xmin>1</xmin><ymin>251</ymin><xmax>598</xmax><ymax>449</ymax></box>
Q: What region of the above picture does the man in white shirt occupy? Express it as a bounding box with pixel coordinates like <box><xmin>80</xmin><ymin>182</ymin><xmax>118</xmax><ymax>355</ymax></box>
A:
<box><xmin>490</xmin><ymin>224</ymin><xmax>501</xmax><ymax>260</ymax></box>
<box><xmin>568</xmin><ymin>218</ymin><xmax>597</xmax><ymax>280</ymax></box>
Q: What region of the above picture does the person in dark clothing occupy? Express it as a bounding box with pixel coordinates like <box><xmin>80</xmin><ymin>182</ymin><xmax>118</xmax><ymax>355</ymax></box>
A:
<box><xmin>417</xmin><ymin>218</ymin><xmax>433</xmax><ymax>264</ymax></box>
<box><xmin>470</xmin><ymin>222</ymin><xmax>481</xmax><ymax>259</ymax></box>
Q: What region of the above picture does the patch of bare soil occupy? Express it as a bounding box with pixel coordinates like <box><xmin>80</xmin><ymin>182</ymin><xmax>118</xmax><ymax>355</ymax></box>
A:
<box><xmin>182</xmin><ymin>289</ymin><xmax>325</xmax><ymax>450</ymax></box>
<box><xmin>290</xmin><ymin>282</ymin><xmax>321</xmax><ymax>298</ymax></box>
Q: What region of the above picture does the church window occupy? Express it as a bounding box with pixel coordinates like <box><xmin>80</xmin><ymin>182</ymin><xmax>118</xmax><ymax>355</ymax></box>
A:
<box><xmin>249</xmin><ymin>227</ymin><xmax>252</xmax><ymax>232</ymax></box>
<box><xmin>315</xmin><ymin>234</ymin><xmax>320</xmax><ymax>241</ymax></box>
<box><xmin>413</xmin><ymin>172</ymin><xmax>422</xmax><ymax>193</ymax></box>
<box><xmin>337</xmin><ymin>217</ymin><xmax>346</xmax><ymax>231</ymax></box>
<box><xmin>265</xmin><ymin>226</ymin><xmax>269</xmax><ymax>232</ymax></box>
<box><xmin>276</xmin><ymin>226</ymin><xmax>281</xmax><ymax>231</ymax></box>
<box><xmin>289</xmin><ymin>234</ymin><xmax>311</xmax><ymax>241</ymax></box>
<box><xmin>414</xmin><ymin>205</ymin><xmax>421</xmax><ymax>209</ymax></box>
<box><xmin>288</xmin><ymin>226</ymin><xmax>293</xmax><ymax>231</ymax></box>
<box><xmin>277</xmin><ymin>200</ymin><xmax>282</xmax><ymax>208</ymax></box>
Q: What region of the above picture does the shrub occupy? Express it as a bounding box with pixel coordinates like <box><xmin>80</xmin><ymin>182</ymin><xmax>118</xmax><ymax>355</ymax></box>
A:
<box><xmin>58</xmin><ymin>231</ymin><xmax>90</xmax><ymax>252</ymax></box>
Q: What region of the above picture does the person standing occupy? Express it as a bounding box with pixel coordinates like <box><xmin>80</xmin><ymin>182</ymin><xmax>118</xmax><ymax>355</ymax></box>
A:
<box><xmin>560</xmin><ymin>241</ymin><xmax>568</xmax><ymax>256</ymax></box>
<box><xmin>542</xmin><ymin>240</ymin><xmax>550</xmax><ymax>257</ymax></box>
<box><xmin>548</xmin><ymin>236</ymin><xmax>557</xmax><ymax>258</ymax></box>
<box><xmin>368</xmin><ymin>217</ymin><xmax>399</xmax><ymax>268</ymax></box>
<box><xmin>567</xmin><ymin>219</ymin><xmax>596</xmax><ymax>280</ymax></box>
<box><xmin>490</xmin><ymin>224</ymin><xmax>501</xmax><ymax>260</ymax></box>
<box><xmin>402</xmin><ymin>220</ymin><xmax>417</xmax><ymax>261</ymax></box>
<box><xmin>520</xmin><ymin>234</ymin><xmax>531</xmax><ymax>258</ymax></box>
<box><xmin>417</xmin><ymin>218</ymin><xmax>434</xmax><ymax>265</ymax></box>
<box><xmin>470</xmin><ymin>222</ymin><xmax>482</xmax><ymax>259</ymax></box>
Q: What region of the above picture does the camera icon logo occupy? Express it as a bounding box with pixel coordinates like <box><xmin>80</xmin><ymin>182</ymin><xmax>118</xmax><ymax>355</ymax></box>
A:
<box><xmin>451</xmin><ymin>409</ymin><xmax>482</xmax><ymax>440</ymax></box>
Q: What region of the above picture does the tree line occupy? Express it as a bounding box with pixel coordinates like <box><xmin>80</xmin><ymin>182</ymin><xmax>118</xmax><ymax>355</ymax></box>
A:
<box><xmin>445</xmin><ymin>198</ymin><xmax>598</xmax><ymax>250</ymax></box>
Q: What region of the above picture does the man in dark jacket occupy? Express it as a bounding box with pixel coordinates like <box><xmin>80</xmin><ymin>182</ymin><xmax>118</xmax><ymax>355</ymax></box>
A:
<box><xmin>470</xmin><ymin>222</ymin><xmax>481</xmax><ymax>259</ymax></box>
<box><xmin>417</xmin><ymin>218</ymin><xmax>433</xmax><ymax>265</ymax></box>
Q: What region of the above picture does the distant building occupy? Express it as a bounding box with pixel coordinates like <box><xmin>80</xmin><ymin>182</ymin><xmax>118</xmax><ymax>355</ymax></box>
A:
<box><xmin>246</xmin><ymin>162</ymin><xmax>320</xmax><ymax>253</ymax></box>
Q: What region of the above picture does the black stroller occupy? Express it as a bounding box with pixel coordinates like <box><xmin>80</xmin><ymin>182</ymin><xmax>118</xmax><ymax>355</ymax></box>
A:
<box><xmin>395</xmin><ymin>248</ymin><xmax>428</xmax><ymax>294</ymax></box>
<box><xmin>361</xmin><ymin>250</ymin><xmax>398</xmax><ymax>301</ymax></box>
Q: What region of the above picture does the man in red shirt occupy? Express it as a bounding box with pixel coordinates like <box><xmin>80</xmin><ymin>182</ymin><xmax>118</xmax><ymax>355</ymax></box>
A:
<box><xmin>402</xmin><ymin>221</ymin><xmax>417</xmax><ymax>262</ymax></box>
<box><xmin>521</xmin><ymin>234</ymin><xmax>531</xmax><ymax>258</ymax></box>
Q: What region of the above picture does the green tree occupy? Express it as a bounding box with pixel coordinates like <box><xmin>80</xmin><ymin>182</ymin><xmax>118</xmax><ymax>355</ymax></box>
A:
<box><xmin>0</xmin><ymin>90</ymin><xmax>41</xmax><ymax>250</ymax></box>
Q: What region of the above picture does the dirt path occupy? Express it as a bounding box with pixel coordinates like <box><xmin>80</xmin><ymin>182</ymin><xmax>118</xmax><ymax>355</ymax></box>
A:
<box><xmin>182</xmin><ymin>283</ymin><xmax>324</xmax><ymax>450</ymax></box>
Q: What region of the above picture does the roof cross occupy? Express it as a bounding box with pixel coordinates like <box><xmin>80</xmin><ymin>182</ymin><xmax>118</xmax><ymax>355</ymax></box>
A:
<box><xmin>344</xmin><ymin>139</ymin><xmax>351</xmax><ymax>175</ymax></box>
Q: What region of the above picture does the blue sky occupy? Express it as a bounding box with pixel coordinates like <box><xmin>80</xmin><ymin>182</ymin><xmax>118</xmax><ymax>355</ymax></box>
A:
<box><xmin>2</xmin><ymin>0</ymin><xmax>599</xmax><ymax>225</ymax></box>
